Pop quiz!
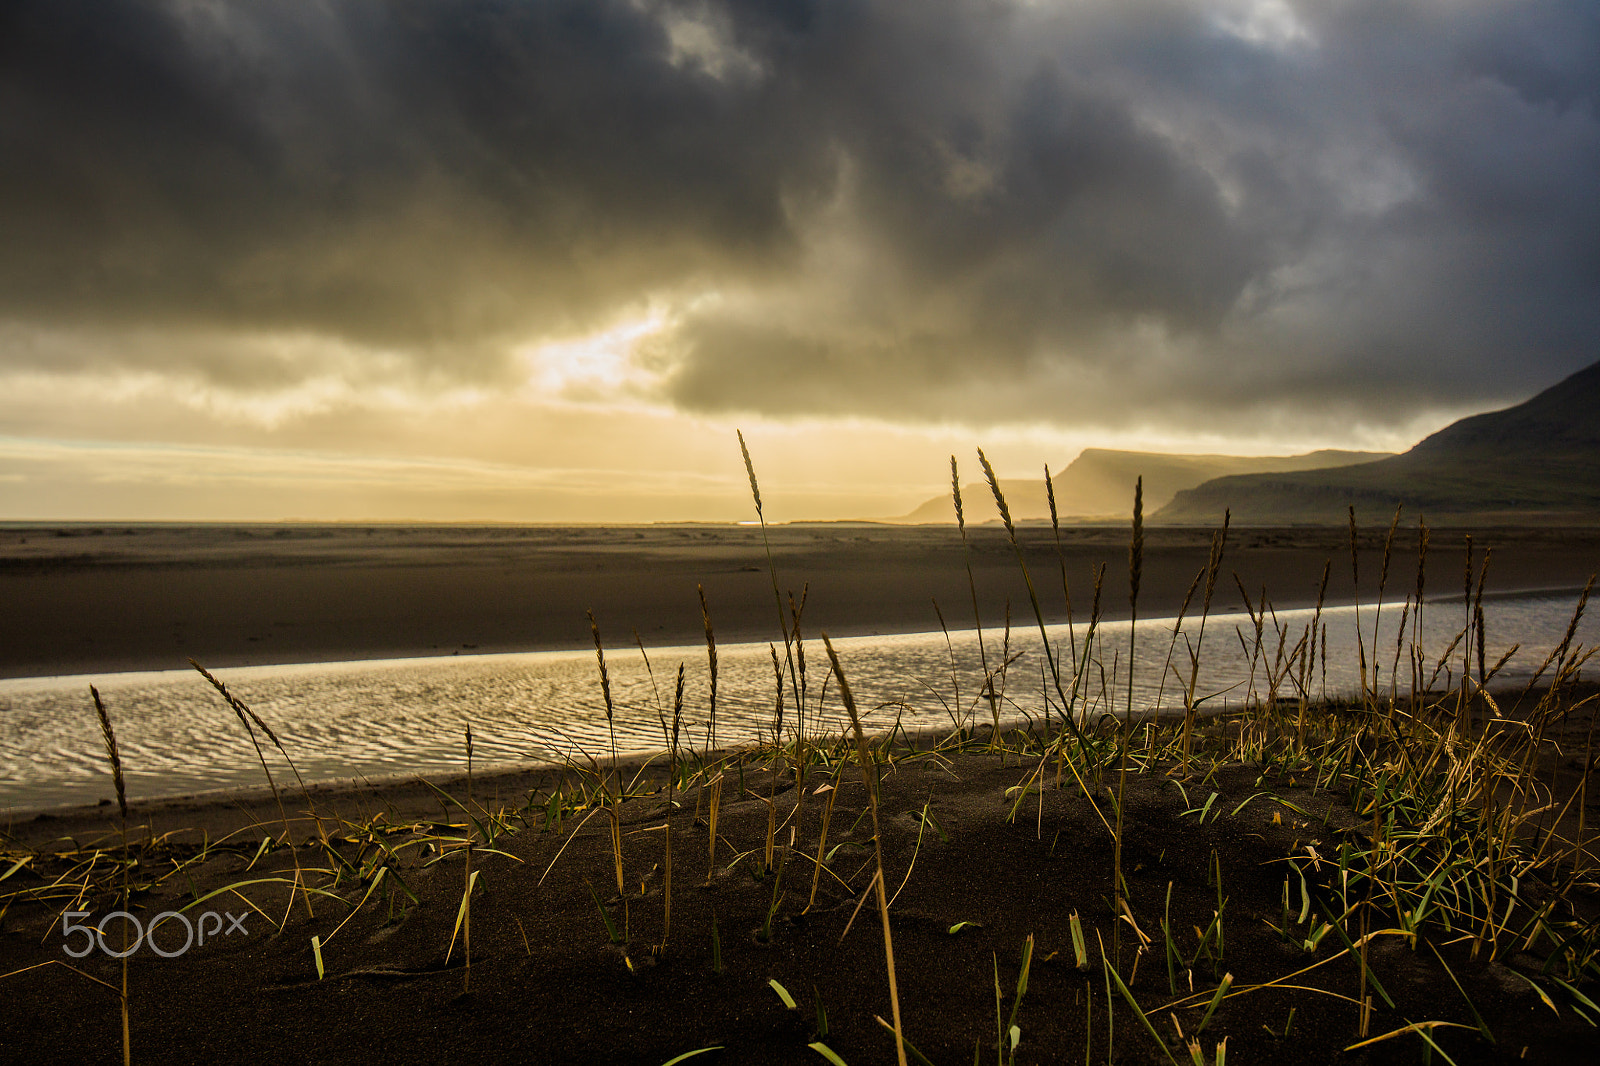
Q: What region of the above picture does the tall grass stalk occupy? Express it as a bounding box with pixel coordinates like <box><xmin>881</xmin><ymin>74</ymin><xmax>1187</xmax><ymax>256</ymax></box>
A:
<box><xmin>1296</xmin><ymin>561</ymin><xmax>1331</xmax><ymax>747</ymax></box>
<box><xmin>952</xmin><ymin>456</ymin><xmax>998</xmax><ymax>738</ymax></box>
<box><xmin>824</xmin><ymin>633</ymin><xmax>908</xmax><ymax>1066</ymax></box>
<box><xmin>587</xmin><ymin>612</ymin><xmax>619</xmax><ymax>799</ymax></box>
<box><xmin>1112</xmin><ymin>478</ymin><xmax>1142</xmax><ymax>960</ymax></box>
<box><xmin>699</xmin><ymin>585</ymin><xmax>719</xmax><ymax>758</ymax></box>
<box><xmin>190</xmin><ymin>660</ymin><xmax>313</xmax><ymax>919</ymax></box>
<box><xmin>462</xmin><ymin>724</ymin><xmax>474</xmax><ymax>993</ymax></box>
<box><xmin>1180</xmin><ymin>514</ymin><xmax>1229</xmax><ymax>771</ymax></box>
<box><xmin>665</xmin><ymin>665</ymin><xmax>684</xmax><ymax>946</ymax></box>
<box><xmin>789</xmin><ymin>586</ymin><xmax>811</xmax><ymax>715</ymax></box>
<box><xmin>190</xmin><ymin>660</ymin><xmax>320</xmax><ymax>826</ymax></box>
<box><xmin>1347</xmin><ymin>508</ymin><xmax>1370</xmax><ymax>714</ymax></box>
<box><xmin>1369</xmin><ymin>506</ymin><xmax>1403</xmax><ymax>698</ymax></box>
<box><xmin>932</xmin><ymin>598</ymin><xmax>967</xmax><ymax>733</ymax></box>
<box><xmin>977</xmin><ymin>449</ymin><xmax>1088</xmax><ymax>748</ymax></box>
<box><xmin>91</xmin><ymin>686</ymin><xmax>131</xmax><ymax>1066</ymax></box>
<box><xmin>699</xmin><ymin>588</ymin><xmax>724</xmax><ymax>880</ymax></box>
<box><xmin>587</xmin><ymin>612</ymin><xmax>628</xmax><ymax>941</ymax></box>
<box><xmin>738</xmin><ymin>430</ymin><xmax>810</xmax><ymax>909</ymax></box>
<box><xmin>806</xmin><ymin>775</ymin><xmax>842</xmax><ymax>912</ymax></box>
<box><xmin>1045</xmin><ymin>464</ymin><xmax>1080</xmax><ymax>682</ymax></box>
<box><xmin>787</xmin><ymin>587</ymin><xmax>813</xmax><ymax>862</ymax></box>
<box><xmin>738</xmin><ymin>429</ymin><xmax>802</xmax><ymax>728</ymax></box>
<box><xmin>1152</xmin><ymin>567</ymin><xmax>1203</xmax><ymax>717</ymax></box>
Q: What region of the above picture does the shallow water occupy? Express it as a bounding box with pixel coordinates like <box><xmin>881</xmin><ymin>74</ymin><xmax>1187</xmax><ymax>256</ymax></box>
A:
<box><xmin>1</xmin><ymin>590</ymin><xmax>1593</xmax><ymax>810</ymax></box>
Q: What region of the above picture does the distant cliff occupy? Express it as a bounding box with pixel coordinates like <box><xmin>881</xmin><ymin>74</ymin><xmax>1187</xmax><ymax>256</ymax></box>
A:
<box><xmin>894</xmin><ymin>448</ymin><xmax>1389</xmax><ymax>523</ymax></box>
<box><xmin>1157</xmin><ymin>360</ymin><xmax>1600</xmax><ymax>525</ymax></box>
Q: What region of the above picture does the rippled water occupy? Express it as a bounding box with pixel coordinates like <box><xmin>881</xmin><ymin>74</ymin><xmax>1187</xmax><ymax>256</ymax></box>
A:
<box><xmin>2</xmin><ymin>590</ymin><xmax>1593</xmax><ymax>810</ymax></box>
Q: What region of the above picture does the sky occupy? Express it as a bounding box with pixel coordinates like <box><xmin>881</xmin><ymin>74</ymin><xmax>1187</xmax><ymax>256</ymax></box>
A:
<box><xmin>2</xmin><ymin>0</ymin><xmax>1597</xmax><ymax>522</ymax></box>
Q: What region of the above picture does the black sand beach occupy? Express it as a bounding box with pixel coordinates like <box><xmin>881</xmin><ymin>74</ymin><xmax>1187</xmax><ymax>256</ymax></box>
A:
<box><xmin>5</xmin><ymin>522</ymin><xmax>1599</xmax><ymax>679</ymax></box>
<box><xmin>3</xmin><ymin>521</ymin><xmax>1599</xmax><ymax>1065</ymax></box>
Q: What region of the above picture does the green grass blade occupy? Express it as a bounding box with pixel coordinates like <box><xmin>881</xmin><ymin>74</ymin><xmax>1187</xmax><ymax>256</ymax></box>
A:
<box><xmin>1069</xmin><ymin>911</ymin><xmax>1088</xmax><ymax>970</ymax></box>
<box><xmin>875</xmin><ymin>1016</ymin><xmax>937</xmax><ymax>1066</ymax></box>
<box><xmin>585</xmin><ymin>880</ymin><xmax>622</xmax><ymax>944</ymax></box>
<box><xmin>1426</xmin><ymin>942</ymin><xmax>1493</xmax><ymax>1044</ymax></box>
<box><xmin>1196</xmin><ymin>973</ymin><xmax>1231</xmax><ymax>1033</ymax></box>
<box><xmin>1005</xmin><ymin>934</ymin><xmax>1034</xmax><ymax>1047</ymax></box>
<box><xmin>445</xmin><ymin>868</ymin><xmax>479</xmax><ymax>964</ymax></box>
<box><xmin>809</xmin><ymin>1043</ymin><xmax>848</xmax><ymax>1066</ymax></box>
<box><xmin>1322</xmin><ymin>921</ymin><xmax>1396</xmax><ymax>1009</ymax></box>
<box><xmin>1104</xmin><ymin>953</ymin><xmax>1181</xmax><ymax>1066</ymax></box>
<box><xmin>1228</xmin><ymin>792</ymin><xmax>1270</xmax><ymax>817</ymax></box>
<box><xmin>1510</xmin><ymin>970</ymin><xmax>1559</xmax><ymax>1015</ymax></box>
<box><xmin>1552</xmin><ymin>976</ymin><xmax>1600</xmax><ymax>1021</ymax></box>
<box><xmin>0</xmin><ymin>856</ymin><xmax>30</xmax><ymax>884</ymax></box>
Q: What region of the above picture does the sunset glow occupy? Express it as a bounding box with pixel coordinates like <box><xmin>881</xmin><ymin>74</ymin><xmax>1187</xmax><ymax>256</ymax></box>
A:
<box><xmin>2</xmin><ymin>0</ymin><xmax>1594</xmax><ymax>521</ymax></box>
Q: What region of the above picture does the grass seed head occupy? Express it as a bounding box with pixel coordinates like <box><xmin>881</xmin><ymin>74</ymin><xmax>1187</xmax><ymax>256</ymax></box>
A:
<box><xmin>950</xmin><ymin>455</ymin><xmax>966</xmax><ymax>531</ymax></box>
<box><xmin>977</xmin><ymin>448</ymin><xmax>1015</xmax><ymax>541</ymax></box>
<box><xmin>91</xmin><ymin>685</ymin><xmax>127</xmax><ymax>823</ymax></box>
<box><xmin>588</xmin><ymin>610</ymin><xmax>614</xmax><ymax>722</ymax></box>
<box><xmin>1129</xmin><ymin>476</ymin><xmax>1144</xmax><ymax>609</ymax></box>
<box><xmin>738</xmin><ymin>429</ymin><xmax>763</xmax><ymax>517</ymax></box>
<box><xmin>1046</xmin><ymin>463</ymin><xmax>1059</xmax><ymax>533</ymax></box>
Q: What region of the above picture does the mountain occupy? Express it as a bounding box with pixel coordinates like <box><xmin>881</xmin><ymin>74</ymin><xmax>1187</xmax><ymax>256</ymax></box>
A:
<box><xmin>1156</xmin><ymin>360</ymin><xmax>1600</xmax><ymax>525</ymax></box>
<box><xmin>893</xmin><ymin>448</ymin><xmax>1390</xmax><ymax>523</ymax></box>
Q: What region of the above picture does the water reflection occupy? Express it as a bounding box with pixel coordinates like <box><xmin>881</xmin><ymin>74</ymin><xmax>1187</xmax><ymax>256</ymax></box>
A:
<box><xmin>1</xmin><ymin>590</ymin><xmax>1592</xmax><ymax>809</ymax></box>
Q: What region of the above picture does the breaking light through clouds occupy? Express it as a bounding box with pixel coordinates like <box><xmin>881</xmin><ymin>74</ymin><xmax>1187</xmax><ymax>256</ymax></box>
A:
<box><xmin>517</xmin><ymin>311</ymin><xmax>675</xmax><ymax>403</ymax></box>
<box><xmin>1</xmin><ymin>0</ymin><xmax>1595</xmax><ymax>520</ymax></box>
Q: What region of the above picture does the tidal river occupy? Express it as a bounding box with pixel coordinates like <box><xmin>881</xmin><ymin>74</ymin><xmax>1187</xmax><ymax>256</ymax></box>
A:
<box><xmin>1</xmin><ymin>589</ymin><xmax>1593</xmax><ymax>810</ymax></box>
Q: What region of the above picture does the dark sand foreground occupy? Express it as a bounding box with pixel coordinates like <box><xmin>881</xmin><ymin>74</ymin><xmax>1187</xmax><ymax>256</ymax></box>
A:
<box><xmin>4</xmin><ymin>522</ymin><xmax>1598</xmax><ymax>679</ymax></box>
<box><xmin>3</xmin><ymin>687</ymin><xmax>1598</xmax><ymax>1065</ymax></box>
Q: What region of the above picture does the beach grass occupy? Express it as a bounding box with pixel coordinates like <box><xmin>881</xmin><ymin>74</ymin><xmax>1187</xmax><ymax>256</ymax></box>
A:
<box><xmin>1</xmin><ymin>448</ymin><xmax>1598</xmax><ymax>1063</ymax></box>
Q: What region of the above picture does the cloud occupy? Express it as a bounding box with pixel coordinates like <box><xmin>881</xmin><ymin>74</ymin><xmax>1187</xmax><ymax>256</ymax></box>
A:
<box><xmin>1</xmin><ymin>0</ymin><xmax>1596</xmax><ymax>436</ymax></box>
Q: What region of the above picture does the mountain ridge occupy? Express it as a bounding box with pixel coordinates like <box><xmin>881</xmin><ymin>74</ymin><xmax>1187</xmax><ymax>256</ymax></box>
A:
<box><xmin>891</xmin><ymin>448</ymin><xmax>1390</xmax><ymax>523</ymax></box>
<box><xmin>1156</xmin><ymin>360</ymin><xmax>1600</xmax><ymax>525</ymax></box>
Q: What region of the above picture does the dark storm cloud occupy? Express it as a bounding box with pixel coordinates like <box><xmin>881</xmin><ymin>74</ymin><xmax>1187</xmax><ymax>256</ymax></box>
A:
<box><xmin>1</xmin><ymin>0</ymin><xmax>1597</xmax><ymax>426</ymax></box>
<box><xmin>0</xmin><ymin>0</ymin><xmax>809</xmax><ymax>378</ymax></box>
